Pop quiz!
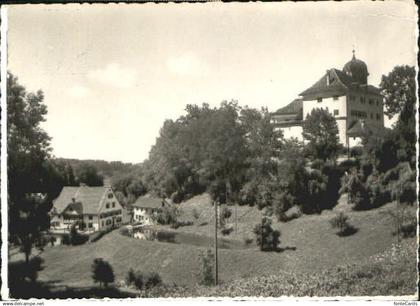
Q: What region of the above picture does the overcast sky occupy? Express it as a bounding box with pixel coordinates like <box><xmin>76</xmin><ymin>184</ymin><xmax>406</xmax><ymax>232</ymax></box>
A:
<box><xmin>7</xmin><ymin>1</ymin><xmax>417</xmax><ymax>164</ymax></box>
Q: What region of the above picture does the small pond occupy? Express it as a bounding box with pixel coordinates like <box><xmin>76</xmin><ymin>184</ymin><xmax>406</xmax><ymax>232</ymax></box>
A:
<box><xmin>129</xmin><ymin>226</ymin><xmax>251</xmax><ymax>250</ymax></box>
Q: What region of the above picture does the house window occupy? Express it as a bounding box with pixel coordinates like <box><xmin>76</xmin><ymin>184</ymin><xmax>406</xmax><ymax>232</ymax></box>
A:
<box><xmin>370</xmin><ymin>113</ymin><xmax>373</xmax><ymax>119</ymax></box>
<box><xmin>88</xmin><ymin>223</ymin><xmax>93</xmax><ymax>228</ymax></box>
<box><xmin>101</xmin><ymin>221</ymin><xmax>104</xmax><ymax>227</ymax></box>
<box><xmin>317</xmin><ymin>98</ymin><xmax>322</xmax><ymax>102</ymax></box>
<box><xmin>333</xmin><ymin>96</ymin><xmax>339</xmax><ymax>101</ymax></box>
<box><xmin>112</xmin><ymin>202</ymin><xmax>115</xmax><ymax>208</ymax></box>
<box><xmin>106</xmin><ymin>203</ymin><xmax>110</xmax><ymax>209</ymax></box>
<box><xmin>333</xmin><ymin>109</ymin><xmax>339</xmax><ymax>116</ymax></box>
<box><xmin>360</xmin><ymin>97</ymin><xmax>365</xmax><ymax>103</ymax></box>
<box><xmin>369</xmin><ymin>99</ymin><xmax>373</xmax><ymax>105</ymax></box>
<box><xmin>376</xmin><ymin>114</ymin><xmax>380</xmax><ymax>120</ymax></box>
<box><xmin>89</xmin><ymin>216</ymin><xmax>93</xmax><ymax>220</ymax></box>
<box><xmin>108</xmin><ymin>193</ymin><xmax>113</xmax><ymax>199</ymax></box>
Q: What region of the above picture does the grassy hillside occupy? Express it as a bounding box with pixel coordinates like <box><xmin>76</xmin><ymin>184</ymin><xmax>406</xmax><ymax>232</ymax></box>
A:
<box><xmin>30</xmin><ymin>193</ymin><xmax>416</xmax><ymax>297</ymax></box>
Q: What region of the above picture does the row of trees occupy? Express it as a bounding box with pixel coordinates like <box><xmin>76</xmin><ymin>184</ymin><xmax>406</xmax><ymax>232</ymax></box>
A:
<box><xmin>112</xmin><ymin>101</ymin><xmax>344</xmax><ymax>219</ymax></box>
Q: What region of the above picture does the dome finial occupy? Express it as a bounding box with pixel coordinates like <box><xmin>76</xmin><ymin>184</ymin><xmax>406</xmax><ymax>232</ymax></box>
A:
<box><xmin>352</xmin><ymin>47</ymin><xmax>356</xmax><ymax>59</ymax></box>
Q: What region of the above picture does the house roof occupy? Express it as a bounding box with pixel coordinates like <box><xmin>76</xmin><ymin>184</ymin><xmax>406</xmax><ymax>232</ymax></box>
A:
<box><xmin>132</xmin><ymin>196</ymin><xmax>164</xmax><ymax>209</ymax></box>
<box><xmin>299</xmin><ymin>68</ymin><xmax>381</xmax><ymax>100</ymax></box>
<box><xmin>274</xmin><ymin>98</ymin><xmax>303</xmax><ymax>115</ymax></box>
<box><xmin>52</xmin><ymin>186</ymin><xmax>110</xmax><ymax>214</ymax></box>
<box><xmin>347</xmin><ymin>120</ymin><xmax>381</xmax><ymax>137</ymax></box>
<box><xmin>271</xmin><ymin>99</ymin><xmax>303</xmax><ymax>126</ymax></box>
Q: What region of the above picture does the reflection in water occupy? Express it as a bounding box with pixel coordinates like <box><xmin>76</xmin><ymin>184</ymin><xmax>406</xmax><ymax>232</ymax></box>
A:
<box><xmin>130</xmin><ymin>226</ymin><xmax>249</xmax><ymax>250</ymax></box>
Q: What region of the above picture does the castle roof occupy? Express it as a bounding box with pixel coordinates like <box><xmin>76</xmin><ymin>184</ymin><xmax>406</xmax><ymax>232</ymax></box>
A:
<box><xmin>299</xmin><ymin>68</ymin><xmax>381</xmax><ymax>100</ymax></box>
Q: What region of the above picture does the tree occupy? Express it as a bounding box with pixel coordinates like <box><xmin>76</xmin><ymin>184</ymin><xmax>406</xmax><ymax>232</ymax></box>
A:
<box><xmin>75</xmin><ymin>164</ymin><xmax>104</xmax><ymax>186</ymax></box>
<box><xmin>380</xmin><ymin>65</ymin><xmax>416</xmax><ymax>120</ymax></box>
<box><xmin>91</xmin><ymin>258</ymin><xmax>115</xmax><ymax>288</ymax></box>
<box><xmin>302</xmin><ymin>109</ymin><xmax>340</xmax><ymax>161</ymax></box>
<box><xmin>7</xmin><ymin>73</ymin><xmax>53</xmax><ymax>264</ymax></box>
<box><xmin>253</xmin><ymin>216</ymin><xmax>280</xmax><ymax>251</ymax></box>
<box><xmin>380</xmin><ymin>66</ymin><xmax>416</xmax><ymax>167</ymax></box>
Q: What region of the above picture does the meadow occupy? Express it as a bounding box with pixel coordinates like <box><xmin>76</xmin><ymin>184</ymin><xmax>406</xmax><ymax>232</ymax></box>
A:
<box><xmin>28</xmin><ymin>193</ymin><xmax>417</xmax><ymax>297</ymax></box>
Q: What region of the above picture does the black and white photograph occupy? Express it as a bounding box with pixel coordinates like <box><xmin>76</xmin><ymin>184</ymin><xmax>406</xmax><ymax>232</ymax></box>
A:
<box><xmin>1</xmin><ymin>1</ymin><xmax>418</xmax><ymax>301</ymax></box>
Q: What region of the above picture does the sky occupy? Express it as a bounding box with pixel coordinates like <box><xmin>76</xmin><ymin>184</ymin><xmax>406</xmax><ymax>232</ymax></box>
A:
<box><xmin>6</xmin><ymin>1</ymin><xmax>417</xmax><ymax>164</ymax></box>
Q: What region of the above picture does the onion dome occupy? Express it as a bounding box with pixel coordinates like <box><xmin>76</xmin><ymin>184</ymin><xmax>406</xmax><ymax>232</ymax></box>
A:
<box><xmin>343</xmin><ymin>50</ymin><xmax>369</xmax><ymax>85</ymax></box>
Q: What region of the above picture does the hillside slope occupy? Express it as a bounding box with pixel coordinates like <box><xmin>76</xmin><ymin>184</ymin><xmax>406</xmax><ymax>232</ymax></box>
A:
<box><xmin>34</xmin><ymin>195</ymin><xmax>415</xmax><ymax>291</ymax></box>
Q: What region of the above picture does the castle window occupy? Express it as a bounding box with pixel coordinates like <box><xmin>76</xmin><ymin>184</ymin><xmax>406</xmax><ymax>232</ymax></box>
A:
<box><xmin>334</xmin><ymin>109</ymin><xmax>339</xmax><ymax>116</ymax></box>
<box><xmin>360</xmin><ymin>97</ymin><xmax>365</xmax><ymax>103</ymax></box>
<box><xmin>369</xmin><ymin>99</ymin><xmax>373</xmax><ymax>105</ymax></box>
<box><xmin>333</xmin><ymin>96</ymin><xmax>339</xmax><ymax>101</ymax></box>
<box><xmin>370</xmin><ymin>113</ymin><xmax>373</xmax><ymax>119</ymax></box>
<box><xmin>317</xmin><ymin>98</ymin><xmax>322</xmax><ymax>103</ymax></box>
<box><xmin>376</xmin><ymin>114</ymin><xmax>380</xmax><ymax>120</ymax></box>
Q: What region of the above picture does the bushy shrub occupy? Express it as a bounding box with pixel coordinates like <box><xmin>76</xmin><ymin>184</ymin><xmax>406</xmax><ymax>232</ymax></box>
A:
<box><xmin>153</xmin><ymin>206</ymin><xmax>179</xmax><ymax>227</ymax></box>
<box><xmin>221</xmin><ymin>227</ymin><xmax>233</xmax><ymax>236</ymax></box>
<box><xmin>399</xmin><ymin>217</ymin><xmax>417</xmax><ymax>238</ymax></box>
<box><xmin>69</xmin><ymin>225</ymin><xmax>89</xmax><ymax>245</ymax></box>
<box><xmin>119</xmin><ymin>227</ymin><xmax>130</xmax><ymax>237</ymax></box>
<box><xmin>253</xmin><ymin>216</ymin><xmax>280</xmax><ymax>251</ymax></box>
<box><xmin>329</xmin><ymin>213</ymin><xmax>357</xmax><ymax>237</ymax></box>
<box><xmin>126</xmin><ymin>269</ymin><xmax>162</xmax><ymax>290</ymax></box>
<box><xmin>243</xmin><ymin>236</ymin><xmax>253</xmax><ymax>246</ymax></box>
<box><xmin>273</xmin><ymin>191</ymin><xmax>296</xmax><ymax>220</ymax></box>
<box><xmin>62</xmin><ymin>234</ymin><xmax>71</xmax><ymax>245</ymax></box>
<box><xmin>278</xmin><ymin>205</ymin><xmax>302</xmax><ymax>222</ymax></box>
<box><xmin>196</xmin><ymin>249</ymin><xmax>215</xmax><ymax>286</ymax></box>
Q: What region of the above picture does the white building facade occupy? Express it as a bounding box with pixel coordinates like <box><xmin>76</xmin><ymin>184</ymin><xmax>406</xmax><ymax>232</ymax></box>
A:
<box><xmin>271</xmin><ymin>52</ymin><xmax>384</xmax><ymax>147</ymax></box>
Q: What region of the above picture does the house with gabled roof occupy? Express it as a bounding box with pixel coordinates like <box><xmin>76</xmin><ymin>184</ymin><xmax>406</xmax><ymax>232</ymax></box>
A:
<box><xmin>132</xmin><ymin>196</ymin><xmax>170</xmax><ymax>225</ymax></box>
<box><xmin>271</xmin><ymin>50</ymin><xmax>384</xmax><ymax>147</ymax></box>
<box><xmin>50</xmin><ymin>185</ymin><xmax>124</xmax><ymax>232</ymax></box>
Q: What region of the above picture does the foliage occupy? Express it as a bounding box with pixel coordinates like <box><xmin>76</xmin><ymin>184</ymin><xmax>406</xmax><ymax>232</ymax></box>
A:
<box><xmin>69</xmin><ymin>224</ymin><xmax>89</xmax><ymax>245</ymax></box>
<box><xmin>126</xmin><ymin>269</ymin><xmax>162</xmax><ymax>290</ymax></box>
<box><xmin>302</xmin><ymin>108</ymin><xmax>340</xmax><ymax>161</ymax></box>
<box><xmin>380</xmin><ymin>65</ymin><xmax>416</xmax><ymax>120</ymax></box>
<box><xmin>91</xmin><ymin>258</ymin><xmax>115</xmax><ymax>288</ymax></box>
<box><xmin>278</xmin><ymin>205</ymin><xmax>302</xmax><ymax>222</ymax></box>
<box><xmin>387</xmin><ymin>205</ymin><xmax>417</xmax><ymax>240</ymax></box>
<box><xmin>75</xmin><ymin>163</ymin><xmax>104</xmax><ymax>186</ymax></box>
<box><xmin>112</xmin><ymin>173</ymin><xmax>146</xmax><ymax>206</ymax></box>
<box><xmin>7</xmin><ymin>73</ymin><xmax>59</xmax><ymax>264</ymax></box>
<box><xmin>221</xmin><ymin>227</ymin><xmax>233</xmax><ymax>236</ymax></box>
<box><xmin>243</xmin><ymin>237</ymin><xmax>254</xmax><ymax>246</ymax></box>
<box><xmin>153</xmin><ymin>206</ymin><xmax>179</xmax><ymax>227</ymax></box>
<box><xmin>253</xmin><ymin>216</ymin><xmax>280</xmax><ymax>251</ymax></box>
<box><xmin>196</xmin><ymin>249</ymin><xmax>215</xmax><ymax>286</ymax></box>
<box><xmin>329</xmin><ymin>213</ymin><xmax>357</xmax><ymax>237</ymax></box>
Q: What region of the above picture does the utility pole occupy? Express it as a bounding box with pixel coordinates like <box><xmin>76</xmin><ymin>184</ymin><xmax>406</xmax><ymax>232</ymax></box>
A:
<box><xmin>214</xmin><ymin>200</ymin><xmax>219</xmax><ymax>285</ymax></box>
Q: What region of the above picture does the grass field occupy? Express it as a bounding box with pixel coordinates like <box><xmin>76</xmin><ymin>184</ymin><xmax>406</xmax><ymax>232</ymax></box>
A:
<box><xmin>27</xmin><ymin>193</ymin><xmax>416</xmax><ymax>297</ymax></box>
